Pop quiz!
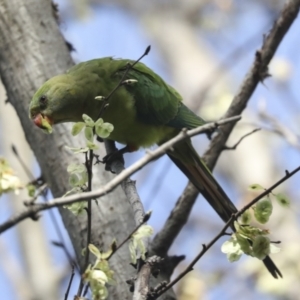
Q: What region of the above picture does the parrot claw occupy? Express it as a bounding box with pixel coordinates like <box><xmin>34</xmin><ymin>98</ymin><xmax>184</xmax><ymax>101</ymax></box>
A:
<box><xmin>96</xmin><ymin>136</ymin><xmax>104</xmax><ymax>143</ymax></box>
<box><xmin>205</xmin><ymin>127</ymin><xmax>219</xmax><ymax>140</ymax></box>
<box><xmin>102</xmin><ymin>146</ymin><xmax>130</xmax><ymax>172</ymax></box>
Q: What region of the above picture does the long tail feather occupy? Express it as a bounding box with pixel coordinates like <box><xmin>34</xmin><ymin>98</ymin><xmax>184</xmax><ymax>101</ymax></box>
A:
<box><xmin>168</xmin><ymin>152</ymin><xmax>237</xmax><ymax>223</ymax></box>
<box><xmin>167</xmin><ymin>141</ymin><xmax>282</xmax><ymax>278</ymax></box>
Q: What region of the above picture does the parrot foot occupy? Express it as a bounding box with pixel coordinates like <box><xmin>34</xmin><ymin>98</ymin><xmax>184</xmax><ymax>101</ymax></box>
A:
<box><xmin>102</xmin><ymin>146</ymin><xmax>131</xmax><ymax>172</ymax></box>
<box><xmin>96</xmin><ymin>136</ymin><xmax>104</xmax><ymax>143</ymax></box>
<box><xmin>206</xmin><ymin>127</ymin><xmax>219</xmax><ymax>140</ymax></box>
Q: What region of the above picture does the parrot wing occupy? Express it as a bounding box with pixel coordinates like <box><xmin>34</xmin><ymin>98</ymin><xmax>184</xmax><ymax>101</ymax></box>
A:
<box><xmin>115</xmin><ymin>62</ymin><xmax>206</xmax><ymax>130</ymax></box>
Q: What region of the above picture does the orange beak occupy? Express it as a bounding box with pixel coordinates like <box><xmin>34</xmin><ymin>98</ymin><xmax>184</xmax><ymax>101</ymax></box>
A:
<box><xmin>32</xmin><ymin>113</ymin><xmax>53</xmax><ymax>133</ymax></box>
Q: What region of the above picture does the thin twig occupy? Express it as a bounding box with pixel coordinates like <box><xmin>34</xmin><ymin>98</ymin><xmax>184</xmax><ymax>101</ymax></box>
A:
<box><xmin>151</xmin><ymin>182</ymin><xmax>198</xmax><ymax>256</ymax></box>
<box><xmin>237</xmin><ymin>166</ymin><xmax>300</xmax><ymax>218</ymax></box>
<box><xmin>223</xmin><ymin>128</ymin><xmax>261</xmax><ymax>150</ymax></box>
<box><xmin>23</xmin><ymin>183</ymin><xmax>48</xmax><ymax>206</ymax></box>
<box><xmin>11</xmin><ymin>144</ymin><xmax>34</xmax><ymax>181</ymax></box>
<box><xmin>64</xmin><ymin>265</ymin><xmax>75</xmax><ymax>300</ymax></box>
<box><xmin>85</xmin><ymin>149</ymin><xmax>94</xmax><ymax>265</ymax></box>
<box><xmin>95</xmin><ymin>45</ymin><xmax>151</xmax><ymax>121</ymax></box>
<box><xmin>11</xmin><ymin>145</ymin><xmax>77</xmax><ymax>269</ymax></box>
<box><xmin>144</xmin><ymin>159</ymin><xmax>172</xmax><ymax>209</ymax></box>
<box><xmin>151</xmin><ymin>217</ymin><xmax>233</xmax><ymax>299</ymax></box>
<box><xmin>151</xmin><ymin>0</ymin><xmax>300</xmax><ymax>258</ymax></box>
<box><xmin>259</xmin><ymin>109</ymin><xmax>300</xmax><ymax>151</ymax></box>
<box><xmin>205</xmin><ymin>0</ymin><xmax>300</xmax><ymax>171</ymax></box>
<box><xmin>103</xmin><ymin>140</ymin><xmax>146</xmax><ymax>227</ymax></box>
<box><xmin>0</xmin><ymin>116</ymin><xmax>240</xmax><ymax>234</ymax></box>
<box><xmin>190</xmin><ymin>21</ymin><xmax>274</xmax><ymax>111</ymax></box>
<box><xmin>107</xmin><ymin>211</ymin><xmax>151</xmax><ymax>261</ymax></box>
<box><xmin>133</xmin><ymin>256</ymin><xmax>163</xmax><ymax>300</ymax></box>
<box><xmin>152</xmin><ymin>165</ymin><xmax>300</xmax><ymax>298</ymax></box>
<box><xmin>77</xmin><ymin>149</ymin><xmax>94</xmax><ymax>297</ymax></box>
<box><xmin>83</xmin><ymin>283</ymin><xmax>90</xmax><ymax>297</ymax></box>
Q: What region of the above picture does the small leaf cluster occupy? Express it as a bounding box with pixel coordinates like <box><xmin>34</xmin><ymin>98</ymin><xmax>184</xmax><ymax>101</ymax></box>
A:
<box><xmin>221</xmin><ymin>221</ymin><xmax>280</xmax><ymax>262</ymax></box>
<box><xmin>63</xmin><ymin>114</ymin><xmax>113</xmax><ymax>213</ymax></box>
<box><xmin>129</xmin><ymin>225</ymin><xmax>154</xmax><ymax>264</ymax></box>
<box><xmin>248</xmin><ymin>183</ymin><xmax>290</xmax><ymax>224</ymax></box>
<box><xmin>63</xmin><ymin>163</ymin><xmax>88</xmax><ymax>214</ymax></box>
<box><xmin>83</xmin><ymin>244</ymin><xmax>116</xmax><ymax>300</ymax></box>
<box><xmin>69</xmin><ymin>114</ymin><xmax>114</xmax><ymax>153</ymax></box>
<box><xmin>26</xmin><ymin>184</ymin><xmax>36</xmax><ymax>198</ymax></box>
<box><xmin>0</xmin><ymin>158</ymin><xmax>23</xmax><ymax>196</ymax></box>
<box><xmin>221</xmin><ymin>183</ymin><xmax>289</xmax><ymax>263</ymax></box>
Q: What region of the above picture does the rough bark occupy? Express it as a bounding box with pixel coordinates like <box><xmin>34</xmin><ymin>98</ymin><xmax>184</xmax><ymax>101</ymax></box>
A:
<box><xmin>0</xmin><ymin>83</ymin><xmax>60</xmax><ymax>300</ymax></box>
<box><xmin>0</xmin><ymin>0</ymin><xmax>136</xmax><ymax>298</ymax></box>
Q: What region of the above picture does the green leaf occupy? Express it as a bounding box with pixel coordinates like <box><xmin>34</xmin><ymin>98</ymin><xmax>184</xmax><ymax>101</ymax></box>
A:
<box><xmin>227</xmin><ymin>251</ymin><xmax>243</xmax><ymax>262</ymax></box>
<box><xmin>235</xmin><ymin>233</ymin><xmax>252</xmax><ymax>255</ymax></box>
<box><xmin>270</xmin><ymin>243</ymin><xmax>281</xmax><ymax>254</ymax></box>
<box><xmin>96</xmin><ymin>260</ymin><xmax>115</xmax><ymax>285</ymax></box>
<box><xmin>81</xmin><ymin>248</ymin><xmax>87</xmax><ymax>257</ymax></box>
<box><xmin>84</xmin><ymin>126</ymin><xmax>94</xmax><ymax>142</ymax></box>
<box><xmin>240</xmin><ymin>210</ymin><xmax>251</xmax><ymax>225</ymax></box>
<box><xmin>95</xmin><ymin>96</ymin><xmax>106</xmax><ymax>101</ymax></box>
<box><xmin>95</xmin><ymin>118</ymin><xmax>104</xmax><ymax>127</ymax></box>
<box><xmin>65</xmin><ymin>145</ymin><xmax>89</xmax><ymax>154</ymax></box>
<box><xmin>89</xmin><ymin>244</ymin><xmax>101</xmax><ymax>259</ymax></box>
<box><xmin>64</xmin><ymin>201</ymin><xmax>87</xmax><ymax>215</ymax></box>
<box><xmin>71</xmin><ymin>122</ymin><xmax>85</xmax><ymax>136</ymax></box>
<box><xmin>74</xmin><ymin>147</ymin><xmax>89</xmax><ymax>154</ymax></box>
<box><xmin>82</xmin><ymin>114</ymin><xmax>95</xmax><ymax>127</ymax></box>
<box><xmin>221</xmin><ymin>237</ymin><xmax>243</xmax><ymax>262</ymax></box>
<box><xmin>87</xmin><ymin>141</ymin><xmax>99</xmax><ymax>150</ymax></box>
<box><xmin>62</xmin><ymin>187</ymin><xmax>80</xmax><ymax>197</ymax></box>
<box><xmin>254</xmin><ymin>199</ymin><xmax>273</xmax><ymax>224</ymax></box>
<box><xmin>221</xmin><ymin>237</ymin><xmax>239</xmax><ymax>253</ymax></box>
<box><xmin>100</xmin><ymin>241</ymin><xmax>115</xmax><ymax>260</ymax></box>
<box><xmin>69</xmin><ymin>173</ymin><xmax>80</xmax><ymax>187</ymax></box>
<box><xmin>77</xmin><ymin>170</ymin><xmax>88</xmax><ymax>186</ymax></box>
<box><xmin>40</xmin><ymin>116</ymin><xmax>53</xmax><ymax>134</ymax></box>
<box><xmin>132</xmin><ymin>225</ymin><xmax>154</xmax><ymax>240</ymax></box>
<box><xmin>136</xmin><ymin>238</ymin><xmax>147</xmax><ymax>260</ymax></box>
<box><xmin>95</xmin><ymin>122</ymin><xmax>114</xmax><ymax>139</ymax></box>
<box><xmin>129</xmin><ymin>225</ymin><xmax>154</xmax><ymax>264</ymax></box>
<box><xmin>90</xmin><ymin>269</ymin><xmax>108</xmax><ymax>285</ymax></box>
<box><xmin>81</xmin><ymin>170</ymin><xmax>88</xmax><ymax>183</ymax></box>
<box><xmin>26</xmin><ymin>184</ymin><xmax>36</xmax><ymax>197</ymax></box>
<box><xmin>252</xmin><ymin>235</ymin><xmax>270</xmax><ymax>260</ymax></box>
<box><xmin>274</xmin><ymin>193</ymin><xmax>290</xmax><ymax>207</ymax></box>
<box><xmin>128</xmin><ymin>240</ymin><xmax>137</xmax><ymax>265</ymax></box>
<box><xmin>65</xmin><ymin>145</ymin><xmax>80</xmax><ymax>152</ymax></box>
<box><xmin>67</xmin><ymin>163</ymin><xmax>86</xmax><ymax>174</ymax></box>
<box><xmin>248</xmin><ymin>183</ymin><xmax>264</xmax><ymax>191</ymax></box>
<box><xmin>82</xmin><ymin>244</ymin><xmax>115</xmax><ymax>300</ymax></box>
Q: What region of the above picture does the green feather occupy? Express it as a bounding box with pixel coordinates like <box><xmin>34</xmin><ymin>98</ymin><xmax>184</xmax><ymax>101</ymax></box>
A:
<box><xmin>29</xmin><ymin>57</ymin><xmax>282</xmax><ymax>278</ymax></box>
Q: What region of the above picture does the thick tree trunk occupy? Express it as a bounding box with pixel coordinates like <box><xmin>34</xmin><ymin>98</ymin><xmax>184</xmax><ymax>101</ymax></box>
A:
<box><xmin>0</xmin><ymin>0</ymin><xmax>136</xmax><ymax>298</ymax></box>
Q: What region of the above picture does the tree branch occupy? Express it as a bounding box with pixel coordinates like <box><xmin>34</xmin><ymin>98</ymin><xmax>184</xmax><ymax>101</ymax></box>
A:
<box><xmin>205</xmin><ymin>0</ymin><xmax>300</xmax><ymax>170</ymax></box>
<box><xmin>0</xmin><ymin>116</ymin><xmax>240</xmax><ymax>234</ymax></box>
<box><xmin>0</xmin><ymin>1</ymin><xmax>137</xmax><ymax>298</ymax></box>
<box><xmin>152</xmin><ymin>165</ymin><xmax>300</xmax><ymax>299</ymax></box>
<box><xmin>133</xmin><ymin>256</ymin><xmax>163</xmax><ymax>300</ymax></box>
<box><xmin>151</xmin><ymin>0</ymin><xmax>300</xmax><ymax>257</ymax></box>
<box><xmin>259</xmin><ymin>109</ymin><xmax>300</xmax><ymax>151</ymax></box>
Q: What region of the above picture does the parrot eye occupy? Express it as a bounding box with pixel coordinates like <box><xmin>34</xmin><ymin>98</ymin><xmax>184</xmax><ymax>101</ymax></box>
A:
<box><xmin>39</xmin><ymin>95</ymin><xmax>47</xmax><ymax>109</ymax></box>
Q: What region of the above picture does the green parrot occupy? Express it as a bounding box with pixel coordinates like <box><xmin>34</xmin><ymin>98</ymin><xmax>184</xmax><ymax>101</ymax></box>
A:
<box><xmin>29</xmin><ymin>57</ymin><xmax>281</xmax><ymax>278</ymax></box>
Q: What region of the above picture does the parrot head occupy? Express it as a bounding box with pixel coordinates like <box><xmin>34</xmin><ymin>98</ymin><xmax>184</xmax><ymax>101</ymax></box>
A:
<box><xmin>29</xmin><ymin>90</ymin><xmax>54</xmax><ymax>134</ymax></box>
<box><xmin>29</xmin><ymin>74</ymin><xmax>83</xmax><ymax>133</ymax></box>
